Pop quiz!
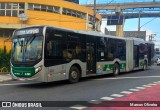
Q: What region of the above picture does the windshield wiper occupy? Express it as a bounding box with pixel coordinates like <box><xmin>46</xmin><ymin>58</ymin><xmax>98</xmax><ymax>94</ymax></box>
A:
<box><xmin>29</xmin><ymin>34</ymin><xmax>36</xmax><ymax>44</ymax></box>
<box><xmin>23</xmin><ymin>34</ymin><xmax>36</xmax><ymax>52</ymax></box>
<box><xmin>12</xmin><ymin>42</ymin><xmax>17</xmax><ymax>53</ymax></box>
<box><xmin>21</xmin><ymin>40</ymin><xmax>23</xmax><ymax>53</ymax></box>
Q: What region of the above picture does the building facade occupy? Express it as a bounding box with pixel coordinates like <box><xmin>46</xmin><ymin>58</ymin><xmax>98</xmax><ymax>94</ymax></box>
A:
<box><xmin>105</xmin><ymin>28</ymin><xmax>146</xmax><ymax>40</ymax></box>
<box><xmin>0</xmin><ymin>0</ymin><xmax>101</xmax><ymax>35</ymax></box>
<box><xmin>0</xmin><ymin>0</ymin><xmax>102</xmax><ymax>51</ymax></box>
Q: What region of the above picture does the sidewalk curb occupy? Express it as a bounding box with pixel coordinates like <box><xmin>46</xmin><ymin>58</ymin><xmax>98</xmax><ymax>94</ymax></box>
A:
<box><xmin>0</xmin><ymin>72</ymin><xmax>10</xmax><ymax>75</ymax></box>
<box><xmin>0</xmin><ymin>78</ymin><xmax>13</xmax><ymax>82</ymax></box>
<box><xmin>0</xmin><ymin>73</ymin><xmax>13</xmax><ymax>82</ymax></box>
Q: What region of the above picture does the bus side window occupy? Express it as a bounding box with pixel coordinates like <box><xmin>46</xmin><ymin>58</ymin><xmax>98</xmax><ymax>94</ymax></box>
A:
<box><xmin>107</xmin><ymin>38</ymin><xmax>114</xmax><ymax>60</ymax></box>
<box><xmin>139</xmin><ymin>43</ymin><xmax>147</xmax><ymax>59</ymax></box>
<box><xmin>97</xmin><ymin>37</ymin><xmax>106</xmax><ymax>61</ymax></box>
<box><xmin>75</xmin><ymin>45</ymin><xmax>82</xmax><ymax>59</ymax></box>
<box><xmin>63</xmin><ymin>50</ymin><xmax>73</xmax><ymax>59</ymax></box>
<box><xmin>45</xmin><ymin>28</ymin><xmax>66</xmax><ymax>59</ymax></box>
<box><xmin>117</xmin><ymin>40</ymin><xmax>126</xmax><ymax>60</ymax></box>
<box><xmin>67</xmin><ymin>32</ymin><xmax>82</xmax><ymax>60</ymax></box>
<box><xmin>47</xmin><ymin>41</ymin><xmax>52</xmax><ymax>56</ymax></box>
<box><xmin>75</xmin><ymin>45</ymin><xmax>81</xmax><ymax>54</ymax></box>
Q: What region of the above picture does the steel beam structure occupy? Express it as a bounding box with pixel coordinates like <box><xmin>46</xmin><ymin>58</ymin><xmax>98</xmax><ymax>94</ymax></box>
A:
<box><xmin>84</xmin><ymin>2</ymin><xmax>160</xmax><ymax>10</ymax></box>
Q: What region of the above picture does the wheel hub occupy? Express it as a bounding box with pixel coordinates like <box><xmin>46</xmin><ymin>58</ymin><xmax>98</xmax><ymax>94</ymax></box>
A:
<box><xmin>71</xmin><ymin>71</ymin><xmax>77</xmax><ymax>79</ymax></box>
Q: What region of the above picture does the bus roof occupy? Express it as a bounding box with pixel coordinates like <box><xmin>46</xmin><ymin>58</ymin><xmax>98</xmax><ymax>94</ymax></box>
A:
<box><xmin>15</xmin><ymin>25</ymin><xmax>150</xmax><ymax>42</ymax></box>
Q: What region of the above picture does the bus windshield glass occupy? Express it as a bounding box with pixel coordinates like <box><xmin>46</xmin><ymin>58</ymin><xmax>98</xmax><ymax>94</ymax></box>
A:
<box><xmin>11</xmin><ymin>28</ymin><xmax>43</xmax><ymax>62</ymax></box>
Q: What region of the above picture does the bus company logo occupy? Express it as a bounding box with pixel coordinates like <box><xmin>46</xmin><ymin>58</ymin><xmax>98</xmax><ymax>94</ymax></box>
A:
<box><xmin>2</xmin><ymin>102</ymin><xmax>11</xmax><ymax>107</ymax></box>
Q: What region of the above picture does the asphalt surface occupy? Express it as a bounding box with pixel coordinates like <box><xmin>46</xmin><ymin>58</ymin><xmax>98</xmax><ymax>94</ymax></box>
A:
<box><xmin>0</xmin><ymin>65</ymin><xmax>160</xmax><ymax>110</ymax></box>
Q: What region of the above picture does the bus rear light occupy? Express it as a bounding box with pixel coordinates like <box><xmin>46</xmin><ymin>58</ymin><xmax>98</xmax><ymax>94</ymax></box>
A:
<box><xmin>59</xmin><ymin>72</ymin><xmax>66</xmax><ymax>75</ymax></box>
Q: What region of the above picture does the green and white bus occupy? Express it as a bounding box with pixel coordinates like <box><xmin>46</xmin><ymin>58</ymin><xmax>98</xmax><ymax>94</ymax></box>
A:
<box><xmin>10</xmin><ymin>26</ymin><xmax>154</xmax><ymax>83</ymax></box>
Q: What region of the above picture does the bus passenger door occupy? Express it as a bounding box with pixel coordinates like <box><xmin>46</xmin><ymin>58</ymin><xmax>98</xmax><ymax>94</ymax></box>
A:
<box><xmin>86</xmin><ymin>42</ymin><xmax>96</xmax><ymax>74</ymax></box>
<box><xmin>134</xmin><ymin>45</ymin><xmax>139</xmax><ymax>67</ymax></box>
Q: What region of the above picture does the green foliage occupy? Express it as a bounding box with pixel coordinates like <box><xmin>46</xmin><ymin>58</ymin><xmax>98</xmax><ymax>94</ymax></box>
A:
<box><xmin>0</xmin><ymin>49</ymin><xmax>11</xmax><ymax>72</ymax></box>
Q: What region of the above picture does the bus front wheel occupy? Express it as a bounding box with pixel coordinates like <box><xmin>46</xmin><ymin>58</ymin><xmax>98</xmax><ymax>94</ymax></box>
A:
<box><xmin>113</xmin><ymin>63</ymin><xmax>120</xmax><ymax>77</ymax></box>
<box><xmin>69</xmin><ymin>66</ymin><xmax>80</xmax><ymax>83</ymax></box>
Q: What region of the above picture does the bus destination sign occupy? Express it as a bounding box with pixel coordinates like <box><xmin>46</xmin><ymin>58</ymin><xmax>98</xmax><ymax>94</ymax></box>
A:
<box><xmin>15</xmin><ymin>28</ymin><xmax>39</xmax><ymax>35</ymax></box>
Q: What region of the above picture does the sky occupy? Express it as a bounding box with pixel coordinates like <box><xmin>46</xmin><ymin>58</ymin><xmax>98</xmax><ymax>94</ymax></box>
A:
<box><xmin>80</xmin><ymin>0</ymin><xmax>160</xmax><ymax>48</ymax></box>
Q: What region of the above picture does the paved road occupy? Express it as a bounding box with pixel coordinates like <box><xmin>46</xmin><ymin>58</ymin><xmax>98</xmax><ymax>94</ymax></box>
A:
<box><xmin>0</xmin><ymin>65</ymin><xmax>160</xmax><ymax>109</ymax></box>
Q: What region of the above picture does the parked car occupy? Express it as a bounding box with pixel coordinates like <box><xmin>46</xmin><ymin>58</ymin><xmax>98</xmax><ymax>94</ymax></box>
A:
<box><xmin>154</xmin><ymin>55</ymin><xmax>160</xmax><ymax>62</ymax></box>
<box><xmin>157</xmin><ymin>58</ymin><xmax>160</xmax><ymax>65</ymax></box>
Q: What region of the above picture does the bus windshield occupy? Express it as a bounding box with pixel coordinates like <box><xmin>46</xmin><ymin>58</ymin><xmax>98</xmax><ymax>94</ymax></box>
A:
<box><xmin>11</xmin><ymin>32</ymin><xmax>43</xmax><ymax>62</ymax></box>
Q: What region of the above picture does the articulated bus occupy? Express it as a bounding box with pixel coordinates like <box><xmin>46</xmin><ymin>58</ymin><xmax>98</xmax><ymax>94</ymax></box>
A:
<box><xmin>10</xmin><ymin>26</ymin><xmax>154</xmax><ymax>83</ymax></box>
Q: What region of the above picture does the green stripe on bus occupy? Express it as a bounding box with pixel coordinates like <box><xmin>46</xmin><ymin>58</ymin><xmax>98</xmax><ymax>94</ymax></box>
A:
<box><xmin>120</xmin><ymin>63</ymin><xmax>126</xmax><ymax>69</ymax></box>
<box><xmin>12</xmin><ymin>66</ymin><xmax>35</xmax><ymax>78</ymax></box>
<box><xmin>103</xmin><ymin>63</ymin><xmax>126</xmax><ymax>71</ymax></box>
<box><xmin>103</xmin><ymin>64</ymin><xmax>113</xmax><ymax>71</ymax></box>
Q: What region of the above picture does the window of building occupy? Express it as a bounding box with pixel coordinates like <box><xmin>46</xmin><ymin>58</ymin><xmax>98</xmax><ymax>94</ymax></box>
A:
<box><xmin>47</xmin><ymin>6</ymin><xmax>53</xmax><ymax>12</ymax></box>
<box><xmin>28</xmin><ymin>3</ymin><xmax>34</xmax><ymax>10</ymax></box>
<box><xmin>34</xmin><ymin>4</ymin><xmax>41</xmax><ymax>11</ymax></box>
<box><xmin>65</xmin><ymin>0</ymin><xmax>79</xmax><ymax>4</ymax></box>
<box><xmin>88</xmin><ymin>15</ymin><xmax>94</xmax><ymax>24</ymax></box>
<box><xmin>53</xmin><ymin>6</ymin><xmax>60</xmax><ymax>13</ymax></box>
<box><xmin>62</xmin><ymin>8</ymin><xmax>86</xmax><ymax>19</ymax></box>
<box><xmin>6</xmin><ymin>3</ymin><xmax>11</xmax><ymax>9</ymax></box>
<box><xmin>1</xmin><ymin>3</ymin><xmax>5</xmax><ymax>9</ymax></box>
<box><xmin>0</xmin><ymin>10</ymin><xmax>5</xmax><ymax>16</ymax></box>
<box><xmin>62</xmin><ymin>8</ymin><xmax>67</xmax><ymax>14</ymax></box>
<box><xmin>71</xmin><ymin>10</ymin><xmax>76</xmax><ymax>17</ymax></box>
<box><xmin>81</xmin><ymin>13</ymin><xmax>86</xmax><ymax>19</ymax></box>
<box><xmin>76</xmin><ymin>12</ymin><xmax>81</xmax><ymax>18</ymax></box>
<box><xmin>12</xmin><ymin>10</ymin><xmax>17</xmax><ymax>16</ymax></box>
<box><xmin>63</xmin><ymin>8</ymin><xmax>72</xmax><ymax>16</ymax></box>
<box><xmin>6</xmin><ymin>10</ymin><xmax>11</xmax><ymax>16</ymax></box>
<box><xmin>41</xmin><ymin>5</ymin><xmax>46</xmax><ymax>11</ymax></box>
<box><xmin>0</xmin><ymin>2</ymin><xmax>25</xmax><ymax>17</ymax></box>
<box><xmin>66</xmin><ymin>9</ymin><xmax>72</xmax><ymax>16</ymax></box>
<box><xmin>88</xmin><ymin>15</ymin><xmax>93</xmax><ymax>21</ymax></box>
<box><xmin>12</xmin><ymin>3</ymin><xmax>18</xmax><ymax>9</ymax></box>
<box><xmin>28</xmin><ymin>3</ymin><xmax>60</xmax><ymax>14</ymax></box>
<box><xmin>19</xmin><ymin>3</ymin><xmax>24</xmax><ymax>9</ymax></box>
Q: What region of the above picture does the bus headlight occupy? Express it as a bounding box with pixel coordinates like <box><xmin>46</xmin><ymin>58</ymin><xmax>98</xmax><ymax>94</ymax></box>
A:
<box><xmin>35</xmin><ymin>66</ymin><xmax>42</xmax><ymax>73</ymax></box>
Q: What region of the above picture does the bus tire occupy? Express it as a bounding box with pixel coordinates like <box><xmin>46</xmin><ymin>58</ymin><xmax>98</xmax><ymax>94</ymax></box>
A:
<box><xmin>143</xmin><ymin>61</ymin><xmax>147</xmax><ymax>71</ymax></box>
<box><xmin>69</xmin><ymin>66</ymin><xmax>80</xmax><ymax>83</ymax></box>
<box><xmin>113</xmin><ymin>63</ymin><xmax>120</xmax><ymax>77</ymax></box>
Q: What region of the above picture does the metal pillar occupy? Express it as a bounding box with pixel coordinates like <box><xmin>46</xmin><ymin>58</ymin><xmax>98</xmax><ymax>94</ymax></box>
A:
<box><xmin>116</xmin><ymin>25</ymin><xmax>124</xmax><ymax>37</ymax></box>
<box><xmin>138</xmin><ymin>11</ymin><xmax>141</xmax><ymax>31</ymax></box>
<box><xmin>115</xmin><ymin>6</ymin><xmax>124</xmax><ymax>37</ymax></box>
<box><xmin>93</xmin><ymin>0</ymin><xmax>96</xmax><ymax>31</ymax></box>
